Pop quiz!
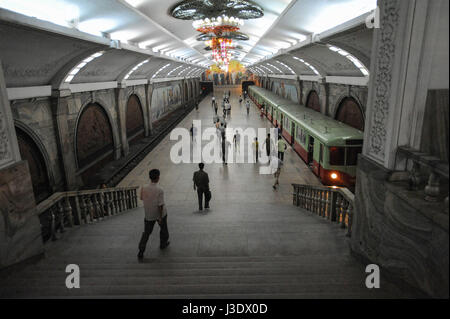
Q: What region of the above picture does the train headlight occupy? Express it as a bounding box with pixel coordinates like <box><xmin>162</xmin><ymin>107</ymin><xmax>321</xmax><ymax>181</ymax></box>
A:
<box><xmin>330</xmin><ymin>173</ymin><xmax>338</xmax><ymax>180</ymax></box>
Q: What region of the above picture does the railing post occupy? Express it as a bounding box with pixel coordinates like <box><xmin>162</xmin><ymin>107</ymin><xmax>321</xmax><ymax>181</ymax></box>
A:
<box><xmin>113</xmin><ymin>191</ymin><xmax>119</xmax><ymax>213</ymax></box>
<box><xmin>330</xmin><ymin>191</ymin><xmax>337</xmax><ymax>222</ymax></box>
<box><xmin>341</xmin><ymin>199</ymin><xmax>349</xmax><ymax>229</ymax></box>
<box><xmin>49</xmin><ymin>206</ymin><xmax>57</xmax><ymax>241</ymax></box>
<box><xmin>346</xmin><ymin>203</ymin><xmax>353</xmax><ymax>237</ymax></box>
<box><xmin>133</xmin><ymin>189</ymin><xmax>138</xmax><ymax>207</ymax></box>
<box><xmin>63</xmin><ymin>197</ymin><xmax>73</xmax><ymax>227</ymax></box>
<box><xmin>57</xmin><ymin>200</ymin><xmax>66</xmax><ymax>234</ymax></box>
<box><xmin>293</xmin><ymin>185</ymin><xmax>299</xmax><ymax>206</ymax></box>
<box><xmin>86</xmin><ymin>195</ymin><xmax>95</xmax><ymax>223</ymax></box>
<box><xmin>73</xmin><ymin>196</ymin><xmax>82</xmax><ymax>225</ymax></box>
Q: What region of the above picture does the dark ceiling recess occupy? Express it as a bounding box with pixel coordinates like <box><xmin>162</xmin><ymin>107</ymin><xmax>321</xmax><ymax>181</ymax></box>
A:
<box><xmin>170</xmin><ymin>0</ymin><xmax>264</xmax><ymax>20</ymax></box>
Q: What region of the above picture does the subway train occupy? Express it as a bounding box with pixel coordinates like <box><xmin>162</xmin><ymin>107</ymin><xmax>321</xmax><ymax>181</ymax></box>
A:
<box><xmin>248</xmin><ymin>85</ymin><xmax>364</xmax><ymax>187</ymax></box>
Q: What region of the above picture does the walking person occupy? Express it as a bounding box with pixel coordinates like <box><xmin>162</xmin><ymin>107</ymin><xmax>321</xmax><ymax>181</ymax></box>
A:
<box><xmin>271</xmin><ymin>157</ymin><xmax>283</xmax><ymax>190</ymax></box>
<box><xmin>211</xmin><ymin>96</ymin><xmax>215</xmax><ymax>107</ymax></box>
<box><xmin>193</xmin><ymin>163</ymin><xmax>211</xmax><ymax>211</ymax></box>
<box><xmin>246</xmin><ymin>100</ymin><xmax>250</xmax><ymax>115</ymax></box>
<box><xmin>277</xmin><ymin>136</ymin><xmax>288</xmax><ymax>161</ymax></box>
<box><xmin>138</xmin><ymin>169</ymin><xmax>170</xmax><ymax>261</ymax></box>
<box><xmin>239</xmin><ymin>95</ymin><xmax>242</xmax><ymax>106</ymax></box>
<box><xmin>277</xmin><ymin>124</ymin><xmax>282</xmax><ymax>137</ymax></box>
<box><xmin>233</xmin><ymin>130</ymin><xmax>240</xmax><ymax>153</ymax></box>
<box><xmin>214</xmin><ymin>101</ymin><xmax>218</xmax><ymax>115</ymax></box>
<box><xmin>253</xmin><ymin>137</ymin><xmax>259</xmax><ymax>162</ymax></box>
<box><xmin>264</xmin><ymin>133</ymin><xmax>273</xmax><ymax>159</ymax></box>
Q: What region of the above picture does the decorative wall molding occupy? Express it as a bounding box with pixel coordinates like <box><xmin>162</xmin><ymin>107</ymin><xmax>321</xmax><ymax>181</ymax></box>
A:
<box><xmin>0</xmin><ymin>60</ymin><xmax>21</xmax><ymax>169</ymax></box>
<box><xmin>364</xmin><ymin>0</ymin><xmax>402</xmax><ymax>165</ymax></box>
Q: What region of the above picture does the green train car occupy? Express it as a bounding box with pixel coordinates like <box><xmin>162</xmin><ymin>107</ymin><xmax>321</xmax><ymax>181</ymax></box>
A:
<box><xmin>248</xmin><ymin>85</ymin><xmax>364</xmax><ymax>187</ymax></box>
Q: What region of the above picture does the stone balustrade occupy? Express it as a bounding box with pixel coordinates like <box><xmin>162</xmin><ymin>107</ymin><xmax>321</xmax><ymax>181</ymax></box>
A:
<box><xmin>397</xmin><ymin>146</ymin><xmax>449</xmax><ymax>212</ymax></box>
<box><xmin>292</xmin><ymin>184</ymin><xmax>355</xmax><ymax>236</ymax></box>
<box><xmin>35</xmin><ymin>186</ymin><xmax>139</xmax><ymax>242</ymax></box>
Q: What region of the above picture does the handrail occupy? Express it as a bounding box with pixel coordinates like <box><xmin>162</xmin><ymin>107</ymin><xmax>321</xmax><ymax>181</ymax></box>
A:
<box><xmin>292</xmin><ymin>183</ymin><xmax>355</xmax><ymax>237</ymax></box>
<box><xmin>36</xmin><ymin>186</ymin><xmax>139</xmax><ymax>242</ymax></box>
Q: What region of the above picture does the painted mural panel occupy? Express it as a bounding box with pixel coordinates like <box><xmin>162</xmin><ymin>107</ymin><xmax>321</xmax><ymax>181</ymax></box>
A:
<box><xmin>272</xmin><ymin>81</ymin><xmax>299</xmax><ymax>103</ymax></box>
<box><xmin>202</xmin><ymin>61</ymin><xmax>254</xmax><ymax>86</ymax></box>
<box><xmin>151</xmin><ymin>84</ymin><xmax>182</xmax><ymax>122</ymax></box>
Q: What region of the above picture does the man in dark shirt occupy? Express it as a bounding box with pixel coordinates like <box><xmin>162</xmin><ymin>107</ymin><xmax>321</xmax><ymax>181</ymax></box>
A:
<box><xmin>193</xmin><ymin>163</ymin><xmax>210</xmax><ymax>211</ymax></box>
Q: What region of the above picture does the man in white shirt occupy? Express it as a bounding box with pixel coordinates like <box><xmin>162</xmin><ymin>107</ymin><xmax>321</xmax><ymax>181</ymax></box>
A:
<box><xmin>138</xmin><ymin>169</ymin><xmax>170</xmax><ymax>260</ymax></box>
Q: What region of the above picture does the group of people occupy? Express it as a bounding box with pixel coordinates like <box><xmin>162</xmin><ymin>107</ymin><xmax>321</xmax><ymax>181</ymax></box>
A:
<box><xmin>137</xmin><ymin>89</ymin><xmax>289</xmax><ymax>260</ymax></box>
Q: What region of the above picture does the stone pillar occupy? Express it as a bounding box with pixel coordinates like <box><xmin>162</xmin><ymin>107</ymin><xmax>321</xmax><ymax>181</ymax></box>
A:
<box><xmin>146</xmin><ymin>83</ymin><xmax>154</xmax><ymax>134</ymax></box>
<box><xmin>115</xmin><ymin>87</ymin><xmax>129</xmax><ymax>157</ymax></box>
<box><xmin>353</xmin><ymin>0</ymin><xmax>449</xmax><ymax>298</ymax></box>
<box><xmin>0</xmin><ymin>60</ymin><xmax>44</xmax><ymax>268</ymax></box>
<box><xmin>363</xmin><ymin>0</ymin><xmax>420</xmax><ymax>170</ymax></box>
<box><xmin>51</xmin><ymin>93</ymin><xmax>82</xmax><ymax>190</ymax></box>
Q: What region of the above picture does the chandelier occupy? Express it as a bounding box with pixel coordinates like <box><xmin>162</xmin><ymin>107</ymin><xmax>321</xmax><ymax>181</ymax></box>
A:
<box><xmin>170</xmin><ymin>0</ymin><xmax>264</xmax><ymax>69</ymax></box>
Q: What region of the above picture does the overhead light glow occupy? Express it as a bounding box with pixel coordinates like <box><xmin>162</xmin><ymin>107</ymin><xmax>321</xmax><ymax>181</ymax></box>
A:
<box><xmin>0</xmin><ymin>0</ymin><xmax>79</xmax><ymax>27</ymax></box>
<box><xmin>152</xmin><ymin>63</ymin><xmax>171</xmax><ymax>79</ymax></box>
<box><xmin>327</xmin><ymin>45</ymin><xmax>369</xmax><ymax>76</ymax></box>
<box><xmin>293</xmin><ymin>56</ymin><xmax>320</xmax><ymax>76</ymax></box>
<box><xmin>64</xmin><ymin>51</ymin><xmax>105</xmax><ymax>83</ymax></box>
<box><xmin>124</xmin><ymin>59</ymin><xmax>149</xmax><ymax>80</ymax></box>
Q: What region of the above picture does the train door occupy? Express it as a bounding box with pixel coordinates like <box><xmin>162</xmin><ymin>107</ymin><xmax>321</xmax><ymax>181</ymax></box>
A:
<box><xmin>319</xmin><ymin>143</ymin><xmax>324</xmax><ymax>176</ymax></box>
<box><xmin>308</xmin><ymin>136</ymin><xmax>315</xmax><ymax>166</ymax></box>
<box><xmin>291</xmin><ymin>122</ymin><xmax>295</xmax><ymax>145</ymax></box>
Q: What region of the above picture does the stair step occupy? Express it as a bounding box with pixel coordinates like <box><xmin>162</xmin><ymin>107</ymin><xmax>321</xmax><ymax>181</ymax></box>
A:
<box><xmin>0</xmin><ymin>282</ymin><xmax>392</xmax><ymax>298</ymax></box>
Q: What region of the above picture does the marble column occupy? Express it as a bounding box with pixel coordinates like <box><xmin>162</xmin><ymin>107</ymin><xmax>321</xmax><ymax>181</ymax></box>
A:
<box><xmin>0</xmin><ymin>59</ymin><xmax>44</xmax><ymax>268</ymax></box>
<box><xmin>353</xmin><ymin>0</ymin><xmax>449</xmax><ymax>298</ymax></box>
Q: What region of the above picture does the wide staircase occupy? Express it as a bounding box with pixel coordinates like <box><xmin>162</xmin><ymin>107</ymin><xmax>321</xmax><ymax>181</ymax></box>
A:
<box><xmin>0</xmin><ymin>185</ymin><xmax>417</xmax><ymax>298</ymax></box>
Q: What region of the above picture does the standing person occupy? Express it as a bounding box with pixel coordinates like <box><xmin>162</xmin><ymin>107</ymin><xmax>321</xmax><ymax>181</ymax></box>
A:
<box><xmin>195</xmin><ymin>100</ymin><xmax>199</xmax><ymax>111</ymax></box>
<box><xmin>271</xmin><ymin>157</ymin><xmax>283</xmax><ymax>190</ymax></box>
<box><xmin>253</xmin><ymin>137</ymin><xmax>259</xmax><ymax>162</ymax></box>
<box><xmin>246</xmin><ymin>100</ymin><xmax>250</xmax><ymax>115</ymax></box>
<box><xmin>264</xmin><ymin>133</ymin><xmax>272</xmax><ymax>159</ymax></box>
<box><xmin>277</xmin><ymin>124</ymin><xmax>282</xmax><ymax>137</ymax></box>
<box><xmin>211</xmin><ymin>96</ymin><xmax>215</xmax><ymax>107</ymax></box>
<box><xmin>138</xmin><ymin>169</ymin><xmax>170</xmax><ymax>260</ymax></box>
<box><xmin>214</xmin><ymin>101</ymin><xmax>218</xmax><ymax>115</ymax></box>
<box><xmin>221</xmin><ymin>135</ymin><xmax>227</xmax><ymax>165</ymax></box>
<box><xmin>277</xmin><ymin>136</ymin><xmax>287</xmax><ymax>161</ymax></box>
<box><xmin>226</xmin><ymin>101</ymin><xmax>231</xmax><ymax>116</ymax></box>
<box><xmin>193</xmin><ymin>163</ymin><xmax>211</xmax><ymax>211</ymax></box>
<box><xmin>233</xmin><ymin>130</ymin><xmax>240</xmax><ymax>153</ymax></box>
<box><xmin>239</xmin><ymin>95</ymin><xmax>242</xmax><ymax>105</ymax></box>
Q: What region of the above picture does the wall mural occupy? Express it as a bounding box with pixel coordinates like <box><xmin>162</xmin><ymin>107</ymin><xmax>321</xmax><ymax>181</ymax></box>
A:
<box><xmin>76</xmin><ymin>103</ymin><xmax>114</xmax><ymax>168</ymax></box>
<box><xmin>202</xmin><ymin>61</ymin><xmax>252</xmax><ymax>86</ymax></box>
<box><xmin>272</xmin><ymin>81</ymin><xmax>299</xmax><ymax>103</ymax></box>
<box><xmin>126</xmin><ymin>94</ymin><xmax>145</xmax><ymax>140</ymax></box>
<box><xmin>151</xmin><ymin>84</ymin><xmax>182</xmax><ymax>122</ymax></box>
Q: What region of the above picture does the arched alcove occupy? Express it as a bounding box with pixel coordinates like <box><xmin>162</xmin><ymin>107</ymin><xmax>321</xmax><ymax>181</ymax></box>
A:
<box><xmin>335</xmin><ymin>97</ymin><xmax>365</xmax><ymax>131</ymax></box>
<box><xmin>15</xmin><ymin>127</ymin><xmax>52</xmax><ymax>203</ymax></box>
<box><xmin>76</xmin><ymin>103</ymin><xmax>114</xmax><ymax>170</ymax></box>
<box><xmin>306</xmin><ymin>90</ymin><xmax>321</xmax><ymax>113</ymax></box>
<box><xmin>126</xmin><ymin>94</ymin><xmax>145</xmax><ymax>144</ymax></box>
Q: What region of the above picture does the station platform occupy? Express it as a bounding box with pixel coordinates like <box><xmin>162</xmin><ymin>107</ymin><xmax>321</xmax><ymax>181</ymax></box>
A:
<box><xmin>0</xmin><ymin>88</ymin><xmax>418</xmax><ymax>298</ymax></box>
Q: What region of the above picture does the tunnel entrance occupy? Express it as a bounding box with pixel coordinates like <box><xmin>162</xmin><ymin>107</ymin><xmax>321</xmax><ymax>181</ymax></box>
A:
<box><xmin>16</xmin><ymin>127</ymin><xmax>52</xmax><ymax>204</ymax></box>
<box><xmin>306</xmin><ymin>90</ymin><xmax>321</xmax><ymax>112</ymax></box>
<box><xmin>335</xmin><ymin>97</ymin><xmax>364</xmax><ymax>131</ymax></box>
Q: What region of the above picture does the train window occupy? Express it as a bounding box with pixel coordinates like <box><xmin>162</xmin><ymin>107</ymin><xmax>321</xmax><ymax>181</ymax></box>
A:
<box><xmin>346</xmin><ymin>147</ymin><xmax>362</xmax><ymax>166</ymax></box>
<box><xmin>329</xmin><ymin>147</ymin><xmax>345</xmax><ymax>165</ymax></box>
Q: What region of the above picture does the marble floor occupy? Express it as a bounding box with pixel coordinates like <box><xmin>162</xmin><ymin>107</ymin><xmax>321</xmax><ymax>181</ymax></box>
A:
<box><xmin>118</xmin><ymin>87</ymin><xmax>322</xmax><ymax>208</ymax></box>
